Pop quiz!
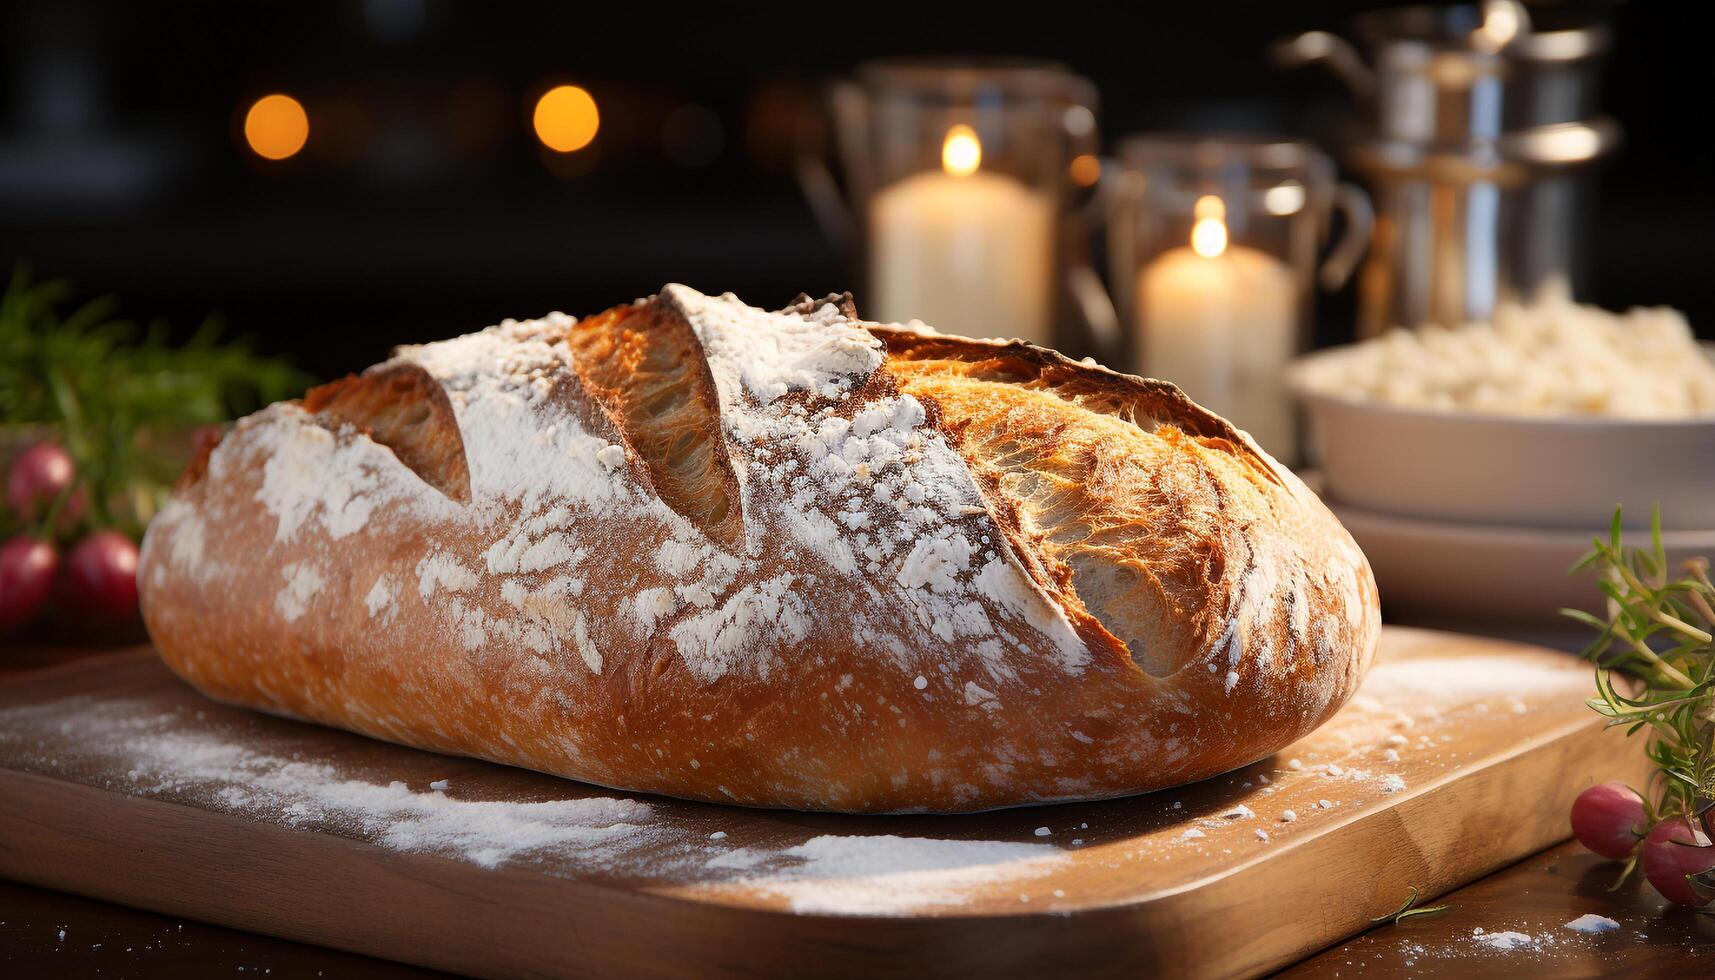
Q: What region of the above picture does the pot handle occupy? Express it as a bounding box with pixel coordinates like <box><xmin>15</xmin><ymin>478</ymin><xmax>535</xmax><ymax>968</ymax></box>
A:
<box><xmin>1270</xmin><ymin>31</ymin><xmax>1374</xmax><ymax>101</ymax></box>
<box><xmin>1320</xmin><ymin>181</ymin><xmax>1373</xmax><ymax>292</ymax></box>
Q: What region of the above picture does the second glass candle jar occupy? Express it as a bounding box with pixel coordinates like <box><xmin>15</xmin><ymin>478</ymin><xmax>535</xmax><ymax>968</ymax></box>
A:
<box><xmin>1108</xmin><ymin>135</ymin><xmax>1369</xmax><ymax>462</ymax></box>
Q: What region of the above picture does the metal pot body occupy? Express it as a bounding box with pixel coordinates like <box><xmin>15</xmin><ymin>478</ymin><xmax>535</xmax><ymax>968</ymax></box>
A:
<box><xmin>1278</xmin><ymin>3</ymin><xmax>1619</xmax><ymax>334</ymax></box>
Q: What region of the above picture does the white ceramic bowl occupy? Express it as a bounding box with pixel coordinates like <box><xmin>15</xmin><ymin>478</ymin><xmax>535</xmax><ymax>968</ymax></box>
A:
<box><xmin>1326</xmin><ymin>495</ymin><xmax>1715</xmax><ymax>632</ymax></box>
<box><xmin>1292</xmin><ymin>346</ymin><xmax>1715</xmax><ymax>531</ymax></box>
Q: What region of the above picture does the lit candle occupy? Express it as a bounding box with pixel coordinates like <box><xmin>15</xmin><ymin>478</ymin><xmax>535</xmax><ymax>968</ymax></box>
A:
<box><xmin>1138</xmin><ymin>196</ymin><xmax>1299</xmax><ymax>457</ymax></box>
<box><xmin>868</xmin><ymin>125</ymin><xmax>1055</xmax><ymax>343</ymax></box>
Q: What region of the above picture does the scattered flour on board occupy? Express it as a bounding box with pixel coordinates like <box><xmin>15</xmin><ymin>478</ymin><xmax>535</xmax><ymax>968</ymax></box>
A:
<box><xmin>1395</xmin><ymin>917</ymin><xmax>1630</xmax><ymax>966</ymax></box>
<box><xmin>0</xmin><ymin>695</ymin><xmax>1068</xmax><ymax>915</ymax></box>
<box><xmin>1314</xmin><ymin>650</ymin><xmax>1594</xmax><ymax>767</ymax></box>
<box><xmin>47</xmin><ymin>700</ymin><xmax>654</xmax><ymax>870</ymax></box>
<box><xmin>1359</xmin><ymin>655</ymin><xmax>1591</xmax><ymax>703</ymax></box>
<box><xmin>1563</xmin><ymin>914</ymin><xmax>1621</xmax><ymax>934</ymax></box>
<box><xmin>1470</xmin><ymin>928</ymin><xmax>1538</xmax><ymax>951</ymax></box>
<box><xmin>734</xmin><ymin>835</ymin><xmax>1062</xmax><ymax>915</ymax></box>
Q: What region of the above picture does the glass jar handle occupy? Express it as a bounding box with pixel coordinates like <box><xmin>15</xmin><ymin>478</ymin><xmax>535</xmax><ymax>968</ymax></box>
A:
<box><xmin>1060</xmin><ymin>104</ymin><xmax>1120</xmax><ymax>354</ymax></box>
<box><xmin>794</xmin><ymin>81</ymin><xmax>866</xmax><ymax>250</ymax></box>
<box><xmin>1319</xmin><ymin>182</ymin><xmax>1373</xmax><ymax>291</ymax></box>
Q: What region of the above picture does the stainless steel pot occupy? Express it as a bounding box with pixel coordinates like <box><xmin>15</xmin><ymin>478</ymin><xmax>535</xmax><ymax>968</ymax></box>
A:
<box><xmin>1276</xmin><ymin>1</ymin><xmax>1620</xmax><ymax>335</ymax></box>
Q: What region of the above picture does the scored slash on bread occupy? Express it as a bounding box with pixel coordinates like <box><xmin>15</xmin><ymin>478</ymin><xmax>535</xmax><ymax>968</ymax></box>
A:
<box><xmin>143</xmin><ymin>285</ymin><xmax>1379</xmax><ymax>813</ymax></box>
<box><xmin>562</xmin><ymin>300</ymin><xmax>745</xmax><ymax>547</ymax></box>
<box><xmin>302</xmin><ymin>364</ymin><xmax>473</xmax><ymax>503</ymax></box>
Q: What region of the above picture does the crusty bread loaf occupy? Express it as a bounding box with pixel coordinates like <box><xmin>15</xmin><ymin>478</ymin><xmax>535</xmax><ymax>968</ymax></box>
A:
<box><xmin>138</xmin><ymin>285</ymin><xmax>1380</xmax><ymax>813</ymax></box>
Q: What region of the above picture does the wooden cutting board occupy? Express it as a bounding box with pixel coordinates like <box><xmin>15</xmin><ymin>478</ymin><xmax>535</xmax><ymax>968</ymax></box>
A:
<box><xmin>0</xmin><ymin>627</ymin><xmax>1647</xmax><ymax>979</ymax></box>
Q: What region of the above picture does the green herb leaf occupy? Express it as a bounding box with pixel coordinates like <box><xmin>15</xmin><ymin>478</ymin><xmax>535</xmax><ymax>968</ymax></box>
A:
<box><xmin>1370</xmin><ymin>886</ymin><xmax>1450</xmax><ymax>925</ymax></box>
<box><xmin>1565</xmin><ymin>507</ymin><xmax>1714</xmax><ymax>828</ymax></box>
<box><xmin>1</xmin><ymin>265</ymin><xmax>315</xmax><ymax>539</ymax></box>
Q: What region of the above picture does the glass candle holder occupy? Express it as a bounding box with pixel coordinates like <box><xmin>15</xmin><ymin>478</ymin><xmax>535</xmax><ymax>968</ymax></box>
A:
<box><xmin>1107</xmin><ymin>135</ymin><xmax>1370</xmax><ymax>462</ymax></box>
<box><xmin>816</xmin><ymin>59</ymin><xmax>1100</xmax><ymax>345</ymax></box>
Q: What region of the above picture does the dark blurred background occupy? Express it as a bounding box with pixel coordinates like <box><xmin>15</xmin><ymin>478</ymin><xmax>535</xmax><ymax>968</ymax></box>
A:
<box><xmin>1</xmin><ymin>0</ymin><xmax>1707</xmax><ymax>380</ymax></box>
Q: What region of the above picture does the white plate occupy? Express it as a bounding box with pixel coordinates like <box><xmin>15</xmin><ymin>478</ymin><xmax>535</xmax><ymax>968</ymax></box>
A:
<box><xmin>1292</xmin><ymin>345</ymin><xmax>1715</xmax><ymax>531</ymax></box>
<box><xmin>1326</xmin><ymin>495</ymin><xmax>1715</xmax><ymax>632</ymax></box>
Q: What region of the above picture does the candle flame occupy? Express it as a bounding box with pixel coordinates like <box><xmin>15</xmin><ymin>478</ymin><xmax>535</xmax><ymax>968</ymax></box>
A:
<box><xmin>1191</xmin><ymin>195</ymin><xmax>1228</xmax><ymax>257</ymax></box>
<box><xmin>1192</xmin><ymin>217</ymin><xmax>1228</xmax><ymax>258</ymax></box>
<box><xmin>942</xmin><ymin>124</ymin><xmax>981</xmax><ymax>177</ymax></box>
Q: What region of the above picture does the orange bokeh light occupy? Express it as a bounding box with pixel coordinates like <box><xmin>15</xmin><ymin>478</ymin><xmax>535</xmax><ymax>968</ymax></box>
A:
<box><xmin>533</xmin><ymin>85</ymin><xmax>600</xmax><ymax>153</ymax></box>
<box><xmin>244</xmin><ymin>94</ymin><xmax>309</xmax><ymax>161</ymax></box>
<box><xmin>1068</xmin><ymin>153</ymin><xmax>1101</xmax><ymax>187</ymax></box>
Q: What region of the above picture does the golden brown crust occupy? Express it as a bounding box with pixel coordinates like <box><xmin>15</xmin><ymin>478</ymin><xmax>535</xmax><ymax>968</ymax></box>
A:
<box><xmin>875</xmin><ymin>328</ymin><xmax>1287</xmax><ymax>487</ymax></box>
<box><xmin>139</xmin><ymin>286</ymin><xmax>1380</xmax><ymax>813</ymax></box>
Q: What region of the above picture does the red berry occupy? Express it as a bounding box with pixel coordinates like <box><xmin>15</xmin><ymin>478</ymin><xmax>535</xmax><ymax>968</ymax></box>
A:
<box><xmin>0</xmin><ymin>536</ymin><xmax>59</xmax><ymax>630</ymax></box>
<box><xmin>1642</xmin><ymin>817</ymin><xmax>1715</xmax><ymax>907</ymax></box>
<box><xmin>56</xmin><ymin>530</ymin><xmax>140</xmax><ymax>621</ymax></box>
<box><xmin>6</xmin><ymin>442</ymin><xmax>83</xmax><ymax>523</ymax></box>
<box><xmin>1570</xmin><ymin>781</ymin><xmax>1650</xmax><ymax>860</ymax></box>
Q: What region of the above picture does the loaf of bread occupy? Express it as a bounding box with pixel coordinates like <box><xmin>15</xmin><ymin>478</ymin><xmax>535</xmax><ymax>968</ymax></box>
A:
<box><xmin>139</xmin><ymin>285</ymin><xmax>1380</xmax><ymax>813</ymax></box>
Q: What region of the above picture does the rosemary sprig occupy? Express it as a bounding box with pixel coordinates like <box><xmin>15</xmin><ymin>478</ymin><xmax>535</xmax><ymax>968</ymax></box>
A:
<box><xmin>1370</xmin><ymin>886</ymin><xmax>1450</xmax><ymax>925</ymax></box>
<box><xmin>1563</xmin><ymin>507</ymin><xmax>1715</xmax><ymax>842</ymax></box>
<box><xmin>0</xmin><ymin>265</ymin><xmax>313</xmax><ymax>540</ymax></box>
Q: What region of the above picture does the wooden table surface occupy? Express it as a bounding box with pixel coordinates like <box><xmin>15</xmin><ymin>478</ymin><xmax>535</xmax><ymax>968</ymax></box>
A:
<box><xmin>3</xmin><ymin>644</ymin><xmax>1709</xmax><ymax>978</ymax></box>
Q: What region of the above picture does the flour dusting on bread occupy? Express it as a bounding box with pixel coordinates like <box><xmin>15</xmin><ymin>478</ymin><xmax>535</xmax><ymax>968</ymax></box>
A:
<box><xmin>274</xmin><ymin>562</ymin><xmax>326</xmax><ymax>622</ymax></box>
